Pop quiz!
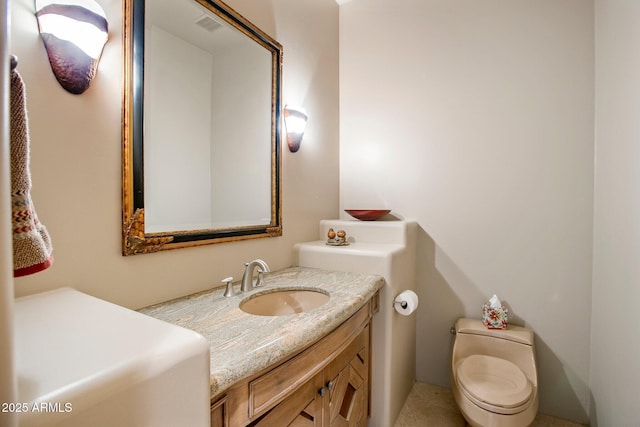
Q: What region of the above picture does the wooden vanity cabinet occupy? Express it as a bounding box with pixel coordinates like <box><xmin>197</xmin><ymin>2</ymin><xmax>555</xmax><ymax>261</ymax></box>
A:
<box><xmin>213</xmin><ymin>293</ymin><xmax>378</xmax><ymax>427</ymax></box>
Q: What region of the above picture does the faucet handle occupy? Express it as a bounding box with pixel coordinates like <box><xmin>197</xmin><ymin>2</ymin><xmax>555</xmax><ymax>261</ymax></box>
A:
<box><xmin>222</xmin><ymin>277</ymin><xmax>236</xmax><ymax>297</ymax></box>
<box><xmin>255</xmin><ymin>269</ymin><xmax>265</xmax><ymax>287</ymax></box>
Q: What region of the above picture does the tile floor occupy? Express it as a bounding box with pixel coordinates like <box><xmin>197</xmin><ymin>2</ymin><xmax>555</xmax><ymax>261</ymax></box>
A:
<box><xmin>393</xmin><ymin>382</ymin><xmax>587</xmax><ymax>427</ymax></box>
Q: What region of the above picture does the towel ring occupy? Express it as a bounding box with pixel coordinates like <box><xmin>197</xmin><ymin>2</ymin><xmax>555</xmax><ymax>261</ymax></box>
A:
<box><xmin>10</xmin><ymin>55</ymin><xmax>17</xmax><ymax>71</ymax></box>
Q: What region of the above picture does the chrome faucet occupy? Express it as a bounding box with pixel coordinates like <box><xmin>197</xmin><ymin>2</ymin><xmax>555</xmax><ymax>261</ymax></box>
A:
<box><xmin>240</xmin><ymin>259</ymin><xmax>270</xmax><ymax>292</ymax></box>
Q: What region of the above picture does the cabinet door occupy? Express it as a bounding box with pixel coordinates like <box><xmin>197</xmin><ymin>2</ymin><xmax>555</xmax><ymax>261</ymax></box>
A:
<box><xmin>249</xmin><ymin>372</ymin><xmax>324</xmax><ymax>427</ymax></box>
<box><xmin>325</xmin><ymin>327</ymin><xmax>369</xmax><ymax>427</ymax></box>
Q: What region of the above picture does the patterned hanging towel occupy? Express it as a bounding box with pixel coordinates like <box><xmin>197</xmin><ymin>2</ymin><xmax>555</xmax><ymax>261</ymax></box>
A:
<box><xmin>10</xmin><ymin>59</ymin><xmax>54</xmax><ymax>277</ymax></box>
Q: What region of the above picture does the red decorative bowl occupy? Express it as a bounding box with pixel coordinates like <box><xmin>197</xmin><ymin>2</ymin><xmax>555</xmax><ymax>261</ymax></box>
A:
<box><xmin>344</xmin><ymin>209</ymin><xmax>391</xmax><ymax>221</ymax></box>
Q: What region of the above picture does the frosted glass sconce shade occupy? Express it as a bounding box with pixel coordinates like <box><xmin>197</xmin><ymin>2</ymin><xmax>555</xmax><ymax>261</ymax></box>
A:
<box><xmin>283</xmin><ymin>105</ymin><xmax>308</xmax><ymax>153</ymax></box>
<box><xmin>35</xmin><ymin>0</ymin><xmax>109</xmax><ymax>94</ymax></box>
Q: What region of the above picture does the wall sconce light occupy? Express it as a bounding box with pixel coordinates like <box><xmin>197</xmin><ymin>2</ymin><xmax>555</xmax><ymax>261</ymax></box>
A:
<box><xmin>283</xmin><ymin>105</ymin><xmax>308</xmax><ymax>153</ymax></box>
<box><xmin>35</xmin><ymin>0</ymin><xmax>109</xmax><ymax>94</ymax></box>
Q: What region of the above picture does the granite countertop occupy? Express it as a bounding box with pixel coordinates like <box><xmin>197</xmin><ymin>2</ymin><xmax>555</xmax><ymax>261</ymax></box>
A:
<box><xmin>138</xmin><ymin>266</ymin><xmax>384</xmax><ymax>398</ymax></box>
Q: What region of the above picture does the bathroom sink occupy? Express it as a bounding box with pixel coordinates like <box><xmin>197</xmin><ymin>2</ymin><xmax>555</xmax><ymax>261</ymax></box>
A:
<box><xmin>240</xmin><ymin>289</ymin><xmax>330</xmax><ymax>316</ymax></box>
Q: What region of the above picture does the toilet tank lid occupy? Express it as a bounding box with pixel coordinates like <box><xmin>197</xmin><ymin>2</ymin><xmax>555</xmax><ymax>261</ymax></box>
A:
<box><xmin>455</xmin><ymin>318</ymin><xmax>534</xmax><ymax>346</ymax></box>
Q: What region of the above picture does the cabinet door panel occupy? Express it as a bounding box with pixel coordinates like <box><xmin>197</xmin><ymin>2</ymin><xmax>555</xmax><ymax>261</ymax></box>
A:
<box><xmin>288</xmin><ymin>400</ymin><xmax>319</xmax><ymax>427</ymax></box>
<box><xmin>326</xmin><ymin>326</ymin><xmax>369</xmax><ymax>427</ymax></box>
<box><xmin>328</xmin><ymin>355</ymin><xmax>366</xmax><ymax>427</ymax></box>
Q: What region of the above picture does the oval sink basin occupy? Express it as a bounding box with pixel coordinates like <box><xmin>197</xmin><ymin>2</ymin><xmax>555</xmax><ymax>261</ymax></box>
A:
<box><xmin>240</xmin><ymin>289</ymin><xmax>330</xmax><ymax>316</ymax></box>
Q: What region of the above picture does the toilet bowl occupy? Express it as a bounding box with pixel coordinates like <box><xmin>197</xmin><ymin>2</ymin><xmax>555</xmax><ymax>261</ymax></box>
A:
<box><xmin>451</xmin><ymin>318</ymin><xmax>538</xmax><ymax>427</ymax></box>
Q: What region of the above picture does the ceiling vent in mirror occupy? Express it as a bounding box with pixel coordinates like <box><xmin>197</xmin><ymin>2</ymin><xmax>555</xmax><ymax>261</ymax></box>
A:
<box><xmin>194</xmin><ymin>14</ymin><xmax>222</xmax><ymax>32</ymax></box>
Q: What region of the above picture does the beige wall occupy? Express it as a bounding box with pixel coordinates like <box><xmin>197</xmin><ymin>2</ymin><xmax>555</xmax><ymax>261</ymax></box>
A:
<box><xmin>339</xmin><ymin>0</ymin><xmax>594</xmax><ymax>422</ymax></box>
<box><xmin>591</xmin><ymin>0</ymin><xmax>640</xmax><ymax>425</ymax></box>
<box><xmin>9</xmin><ymin>0</ymin><xmax>340</xmax><ymax>309</ymax></box>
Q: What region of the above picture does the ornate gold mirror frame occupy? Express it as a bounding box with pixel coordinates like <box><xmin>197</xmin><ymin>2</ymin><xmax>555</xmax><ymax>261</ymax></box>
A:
<box><xmin>122</xmin><ymin>0</ymin><xmax>283</xmax><ymax>255</ymax></box>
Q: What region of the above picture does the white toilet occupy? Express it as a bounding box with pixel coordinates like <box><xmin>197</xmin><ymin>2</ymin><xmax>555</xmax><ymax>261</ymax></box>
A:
<box><xmin>451</xmin><ymin>318</ymin><xmax>538</xmax><ymax>427</ymax></box>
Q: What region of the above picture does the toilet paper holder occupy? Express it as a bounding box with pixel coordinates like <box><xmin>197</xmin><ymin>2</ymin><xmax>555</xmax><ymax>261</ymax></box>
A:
<box><xmin>393</xmin><ymin>290</ymin><xmax>419</xmax><ymax>316</ymax></box>
<box><xmin>393</xmin><ymin>299</ymin><xmax>409</xmax><ymax>309</ymax></box>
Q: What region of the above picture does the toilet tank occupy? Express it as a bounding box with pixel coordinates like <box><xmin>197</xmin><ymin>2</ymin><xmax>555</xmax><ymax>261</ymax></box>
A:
<box><xmin>452</xmin><ymin>318</ymin><xmax>537</xmax><ymax>384</ymax></box>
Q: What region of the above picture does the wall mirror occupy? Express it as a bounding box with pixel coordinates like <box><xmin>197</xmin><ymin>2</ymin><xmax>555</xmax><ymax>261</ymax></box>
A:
<box><xmin>122</xmin><ymin>0</ymin><xmax>283</xmax><ymax>255</ymax></box>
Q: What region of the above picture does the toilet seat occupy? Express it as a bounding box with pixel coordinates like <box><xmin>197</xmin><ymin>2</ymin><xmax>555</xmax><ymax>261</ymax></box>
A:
<box><xmin>456</xmin><ymin>354</ymin><xmax>533</xmax><ymax>415</ymax></box>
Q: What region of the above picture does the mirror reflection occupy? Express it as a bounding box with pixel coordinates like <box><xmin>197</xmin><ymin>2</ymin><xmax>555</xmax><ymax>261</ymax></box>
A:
<box><xmin>122</xmin><ymin>0</ymin><xmax>283</xmax><ymax>255</ymax></box>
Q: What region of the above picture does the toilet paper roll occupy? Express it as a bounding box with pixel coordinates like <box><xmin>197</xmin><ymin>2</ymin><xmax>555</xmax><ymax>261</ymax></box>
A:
<box><xmin>394</xmin><ymin>290</ymin><xmax>419</xmax><ymax>316</ymax></box>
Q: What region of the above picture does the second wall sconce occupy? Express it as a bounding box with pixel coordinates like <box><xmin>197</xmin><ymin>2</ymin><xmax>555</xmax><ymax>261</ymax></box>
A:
<box><xmin>283</xmin><ymin>105</ymin><xmax>308</xmax><ymax>153</ymax></box>
<box><xmin>35</xmin><ymin>0</ymin><xmax>109</xmax><ymax>94</ymax></box>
